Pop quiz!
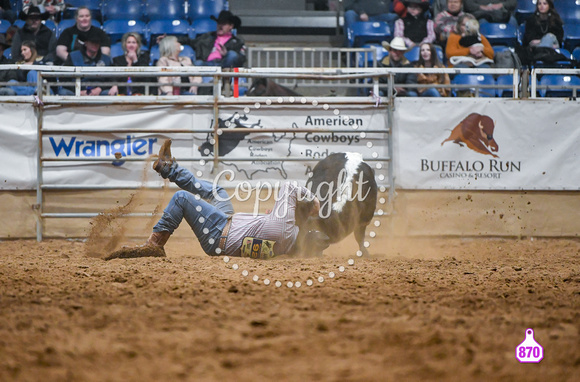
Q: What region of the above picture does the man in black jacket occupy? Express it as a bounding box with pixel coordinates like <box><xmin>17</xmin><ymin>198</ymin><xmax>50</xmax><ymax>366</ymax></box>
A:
<box><xmin>189</xmin><ymin>10</ymin><xmax>246</xmax><ymax>68</ymax></box>
<box><xmin>11</xmin><ymin>6</ymin><xmax>57</xmax><ymax>63</ymax></box>
<box><xmin>0</xmin><ymin>34</ymin><xmax>17</xmax><ymax>96</ymax></box>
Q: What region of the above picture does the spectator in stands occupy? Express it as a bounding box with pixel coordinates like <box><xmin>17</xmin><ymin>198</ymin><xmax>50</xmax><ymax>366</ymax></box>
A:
<box><xmin>109</xmin><ymin>32</ymin><xmax>152</xmax><ymax>96</ymax></box>
<box><xmin>415</xmin><ymin>42</ymin><xmax>450</xmax><ymax>96</ymax></box>
<box><xmin>0</xmin><ymin>0</ymin><xmax>16</xmax><ymax>23</ymax></box>
<box><xmin>22</xmin><ymin>0</ymin><xmax>65</xmax><ymax>20</ymax></box>
<box><xmin>186</xmin><ymin>10</ymin><xmax>246</xmax><ymax>69</ymax></box>
<box><xmin>56</xmin><ymin>6</ymin><xmax>110</xmax><ymax>65</ymax></box>
<box><xmin>434</xmin><ymin>0</ymin><xmax>465</xmax><ymax>46</ymax></box>
<box><xmin>343</xmin><ymin>0</ymin><xmax>398</xmax><ymax>37</ymax></box>
<box><xmin>10</xmin><ymin>41</ymin><xmax>43</xmax><ymax>95</ymax></box>
<box><xmin>0</xmin><ymin>34</ymin><xmax>18</xmax><ymax>96</ymax></box>
<box><xmin>60</xmin><ymin>32</ymin><xmax>113</xmax><ymax>96</ymax></box>
<box><xmin>522</xmin><ymin>0</ymin><xmax>563</xmax><ymax>48</ymax></box>
<box><xmin>11</xmin><ymin>6</ymin><xmax>57</xmax><ymax>64</ymax></box>
<box><xmin>432</xmin><ymin>0</ymin><xmax>449</xmax><ymax>18</ymax></box>
<box><xmin>394</xmin><ymin>0</ymin><xmax>435</xmax><ymax>49</ymax></box>
<box><xmin>379</xmin><ymin>36</ymin><xmax>418</xmax><ymax>96</ymax></box>
<box><xmin>157</xmin><ymin>36</ymin><xmax>201</xmax><ymax>96</ymax></box>
<box><xmin>446</xmin><ymin>14</ymin><xmax>494</xmax><ymax>67</ymax></box>
<box><xmin>463</xmin><ymin>0</ymin><xmax>518</xmax><ymax>27</ymax></box>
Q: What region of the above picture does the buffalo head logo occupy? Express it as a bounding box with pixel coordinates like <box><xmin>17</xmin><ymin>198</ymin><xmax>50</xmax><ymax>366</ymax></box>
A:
<box><xmin>441</xmin><ymin>113</ymin><xmax>499</xmax><ymax>158</ymax></box>
<box><xmin>199</xmin><ymin>112</ymin><xmax>262</xmax><ymax>157</ymax></box>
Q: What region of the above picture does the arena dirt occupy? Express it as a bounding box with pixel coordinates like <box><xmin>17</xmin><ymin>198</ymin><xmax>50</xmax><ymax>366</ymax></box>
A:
<box><xmin>0</xmin><ymin>234</ymin><xmax>578</xmax><ymax>381</ymax></box>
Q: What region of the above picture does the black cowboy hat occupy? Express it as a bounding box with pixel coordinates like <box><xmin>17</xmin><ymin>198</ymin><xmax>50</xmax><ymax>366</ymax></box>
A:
<box><xmin>403</xmin><ymin>0</ymin><xmax>430</xmax><ymax>10</ymax></box>
<box><xmin>20</xmin><ymin>6</ymin><xmax>50</xmax><ymax>21</ymax></box>
<box><xmin>211</xmin><ymin>10</ymin><xmax>242</xmax><ymax>29</ymax></box>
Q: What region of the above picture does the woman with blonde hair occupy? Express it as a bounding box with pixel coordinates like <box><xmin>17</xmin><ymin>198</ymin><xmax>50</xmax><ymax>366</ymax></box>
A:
<box><xmin>415</xmin><ymin>43</ymin><xmax>450</xmax><ymax>97</ymax></box>
<box><xmin>157</xmin><ymin>35</ymin><xmax>200</xmax><ymax>95</ymax></box>
<box><xmin>110</xmin><ymin>32</ymin><xmax>151</xmax><ymax>95</ymax></box>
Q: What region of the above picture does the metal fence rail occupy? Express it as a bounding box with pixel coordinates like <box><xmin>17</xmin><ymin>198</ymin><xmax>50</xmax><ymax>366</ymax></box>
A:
<box><xmin>21</xmin><ymin>67</ymin><xmax>399</xmax><ymax>241</ymax></box>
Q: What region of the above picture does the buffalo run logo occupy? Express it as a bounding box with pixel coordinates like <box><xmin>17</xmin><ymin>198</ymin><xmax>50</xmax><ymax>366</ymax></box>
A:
<box><xmin>441</xmin><ymin>113</ymin><xmax>499</xmax><ymax>158</ymax></box>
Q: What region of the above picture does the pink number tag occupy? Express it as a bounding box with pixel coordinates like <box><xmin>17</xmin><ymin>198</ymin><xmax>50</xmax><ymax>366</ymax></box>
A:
<box><xmin>515</xmin><ymin>329</ymin><xmax>544</xmax><ymax>363</ymax></box>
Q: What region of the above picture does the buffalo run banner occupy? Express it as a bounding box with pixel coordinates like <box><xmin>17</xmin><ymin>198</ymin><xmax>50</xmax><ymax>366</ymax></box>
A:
<box><xmin>393</xmin><ymin>98</ymin><xmax>580</xmax><ymax>190</ymax></box>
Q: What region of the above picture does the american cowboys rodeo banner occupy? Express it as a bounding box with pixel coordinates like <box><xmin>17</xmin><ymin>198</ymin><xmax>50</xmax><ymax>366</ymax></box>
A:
<box><xmin>0</xmin><ymin>99</ymin><xmax>579</xmax><ymax>191</ymax></box>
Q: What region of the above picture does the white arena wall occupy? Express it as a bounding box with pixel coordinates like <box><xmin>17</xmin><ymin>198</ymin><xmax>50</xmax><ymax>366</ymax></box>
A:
<box><xmin>0</xmin><ymin>97</ymin><xmax>579</xmax><ymax>239</ymax></box>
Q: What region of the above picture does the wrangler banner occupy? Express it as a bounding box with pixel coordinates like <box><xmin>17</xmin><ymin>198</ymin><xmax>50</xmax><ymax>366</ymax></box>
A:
<box><xmin>393</xmin><ymin>98</ymin><xmax>580</xmax><ymax>190</ymax></box>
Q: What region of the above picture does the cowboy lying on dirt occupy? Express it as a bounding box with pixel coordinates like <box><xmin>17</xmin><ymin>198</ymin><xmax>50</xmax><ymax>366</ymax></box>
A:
<box><xmin>107</xmin><ymin>140</ymin><xmax>324</xmax><ymax>260</ymax></box>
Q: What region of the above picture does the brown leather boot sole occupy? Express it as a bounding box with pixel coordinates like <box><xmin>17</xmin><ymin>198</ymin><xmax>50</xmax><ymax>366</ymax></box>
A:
<box><xmin>105</xmin><ymin>245</ymin><xmax>166</xmax><ymax>260</ymax></box>
<box><xmin>153</xmin><ymin>139</ymin><xmax>173</xmax><ymax>172</ymax></box>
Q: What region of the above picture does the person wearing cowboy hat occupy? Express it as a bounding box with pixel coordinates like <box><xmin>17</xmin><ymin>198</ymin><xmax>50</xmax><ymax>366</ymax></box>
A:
<box><xmin>11</xmin><ymin>5</ymin><xmax>57</xmax><ymax>63</ymax></box>
<box><xmin>379</xmin><ymin>37</ymin><xmax>418</xmax><ymax>97</ymax></box>
<box><xmin>183</xmin><ymin>10</ymin><xmax>246</xmax><ymax>69</ymax></box>
<box><xmin>0</xmin><ymin>34</ymin><xmax>18</xmax><ymax>96</ymax></box>
<box><xmin>393</xmin><ymin>0</ymin><xmax>435</xmax><ymax>49</ymax></box>
<box><xmin>22</xmin><ymin>1</ymin><xmax>66</xmax><ymax>20</ymax></box>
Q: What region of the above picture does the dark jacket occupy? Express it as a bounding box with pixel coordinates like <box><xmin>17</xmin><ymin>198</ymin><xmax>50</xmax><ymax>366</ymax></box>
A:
<box><xmin>189</xmin><ymin>32</ymin><xmax>246</xmax><ymax>63</ymax></box>
<box><xmin>379</xmin><ymin>55</ymin><xmax>417</xmax><ymax>86</ymax></box>
<box><xmin>112</xmin><ymin>51</ymin><xmax>154</xmax><ymax>95</ymax></box>
<box><xmin>464</xmin><ymin>0</ymin><xmax>517</xmax><ymax>23</ymax></box>
<box><xmin>63</xmin><ymin>47</ymin><xmax>112</xmax><ymax>93</ymax></box>
<box><xmin>523</xmin><ymin>13</ymin><xmax>564</xmax><ymax>48</ymax></box>
<box><xmin>0</xmin><ymin>56</ymin><xmax>18</xmax><ymax>83</ymax></box>
<box><xmin>11</xmin><ymin>23</ymin><xmax>57</xmax><ymax>63</ymax></box>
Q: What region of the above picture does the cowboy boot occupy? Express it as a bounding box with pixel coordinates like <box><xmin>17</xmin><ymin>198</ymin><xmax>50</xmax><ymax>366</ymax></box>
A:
<box><xmin>105</xmin><ymin>231</ymin><xmax>171</xmax><ymax>260</ymax></box>
<box><xmin>153</xmin><ymin>139</ymin><xmax>174</xmax><ymax>174</ymax></box>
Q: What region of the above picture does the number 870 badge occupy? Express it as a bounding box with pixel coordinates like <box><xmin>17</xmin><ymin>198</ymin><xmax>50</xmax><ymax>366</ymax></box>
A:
<box><xmin>516</xmin><ymin>329</ymin><xmax>544</xmax><ymax>363</ymax></box>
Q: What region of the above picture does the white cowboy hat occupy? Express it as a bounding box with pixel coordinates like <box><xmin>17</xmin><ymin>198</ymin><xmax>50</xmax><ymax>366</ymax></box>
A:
<box><xmin>382</xmin><ymin>37</ymin><xmax>408</xmax><ymax>52</ymax></box>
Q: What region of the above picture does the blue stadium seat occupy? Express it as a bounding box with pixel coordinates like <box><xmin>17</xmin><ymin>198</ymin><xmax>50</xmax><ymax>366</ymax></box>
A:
<box><xmin>479</xmin><ymin>23</ymin><xmax>518</xmax><ymax>47</ymax></box>
<box><xmin>555</xmin><ymin>1</ymin><xmax>580</xmax><ymax>25</ymax></box>
<box><xmin>572</xmin><ymin>47</ymin><xmax>580</xmax><ymax>63</ymax></box>
<box><xmin>538</xmin><ymin>74</ymin><xmax>580</xmax><ymax>97</ymax></box>
<box><xmin>357</xmin><ymin>43</ymin><xmax>388</xmax><ymax>67</ymax></box>
<box><xmin>149</xmin><ymin>43</ymin><xmax>196</xmax><ymax>66</ymax></box>
<box><xmin>496</xmin><ymin>74</ymin><xmax>516</xmax><ymax>97</ymax></box>
<box><xmin>347</xmin><ymin>21</ymin><xmax>391</xmax><ymax>47</ymax></box>
<box><xmin>515</xmin><ymin>0</ymin><xmax>536</xmax><ymax>25</ymax></box>
<box><xmin>109</xmin><ymin>42</ymin><xmax>124</xmax><ymax>58</ymax></box>
<box><xmin>146</xmin><ymin>0</ymin><xmax>187</xmax><ymax>22</ymax></box>
<box><xmin>452</xmin><ymin>74</ymin><xmax>496</xmax><ymax>97</ymax></box>
<box><xmin>3</xmin><ymin>47</ymin><xmax>10</xmax><ymax>59</ymax></box>
<box><xmin>188</xmin><ymin>0</ymin><xmax>226</xmax><ymax>21</ymax></box>
<box><xmin>56</xmin><ymin>18</ymin><xmax>102</xmax><ymax>38</ymax></box>
<box><xmin>517</xmin><ymin>23</ymin><xmax>526</xmax><ymax>46</ymax></box>
<box><xmin>146</xmin><ymin>19</ymin><xmax>191</xmax><ymax>48</ymax></box>
<box><xmin>103</xmin><ymin>19</ymin><xmax>147</xmax><ymax>44</ymax></box>
<box><xmin>0</xmin><ymin>19</ymin><xmax>10</xmax><ymax>34</ymax></box>
<box><xmin>63</xmin><ymin>0</ymin><xmax>103</xmax><ymax>22</ymax></box>
<box><xmin>101</xmin><ymin>0</ymin><xmax>145</xmax><ymax>22</ymax></box>
<box><xmin>43</xmin><ymin>19</ymin><xmax>57</xmax><ymax>33</ymax></box>
<box><xmin>563</xmin><ymin>24</ymin><xmax>580</xmax><ymax>52</ymax></box>
<box><xmin>189</xmin><ymin>18</ymin><xmax>217</xmax><ymax>38</ymax></box>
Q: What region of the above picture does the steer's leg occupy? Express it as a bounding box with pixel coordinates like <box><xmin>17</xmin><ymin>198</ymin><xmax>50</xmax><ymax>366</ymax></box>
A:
<box><xmin>354</xmin><ymin>224</ymin><xmax>369</xmax><ymax>257</ymax></box>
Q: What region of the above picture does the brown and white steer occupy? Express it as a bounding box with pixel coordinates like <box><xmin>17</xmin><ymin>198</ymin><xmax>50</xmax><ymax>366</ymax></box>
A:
<box><xmin>298</xmin><ymin>152</ymin><xmax>378</xmax><ymax>257</ymax></box>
